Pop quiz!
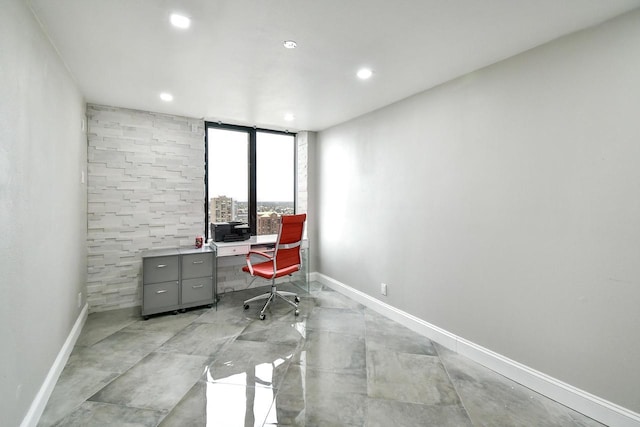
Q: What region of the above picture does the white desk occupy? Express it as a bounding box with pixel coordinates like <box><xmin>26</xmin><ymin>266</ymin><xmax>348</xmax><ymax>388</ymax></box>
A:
<box><xmin>211</xmin><ymin>234</ymin><xmax>309</xmax><ymax>257</ymax></box>
<box><xmin>212</xmin><ymin>234</ymin><xmax>277</xmax><ymax>257</ymax></box>
<box><xmin>210</xmin><ymin>234</ymin><xmax>309</xmax><ymax>295</ymax></box>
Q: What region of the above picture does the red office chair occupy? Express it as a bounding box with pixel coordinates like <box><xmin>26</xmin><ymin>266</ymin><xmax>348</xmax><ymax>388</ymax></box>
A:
<box><xmin>242</xmin><ymin>213</ymin><xmax>307</xmax><ymax>320</ymax></box>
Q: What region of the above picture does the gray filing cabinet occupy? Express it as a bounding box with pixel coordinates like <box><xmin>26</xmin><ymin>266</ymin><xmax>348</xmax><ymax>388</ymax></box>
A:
<box><xmin>142</xmin><ymin>247</ymin><xmax>215</xmax><ymax>319</ymax></box>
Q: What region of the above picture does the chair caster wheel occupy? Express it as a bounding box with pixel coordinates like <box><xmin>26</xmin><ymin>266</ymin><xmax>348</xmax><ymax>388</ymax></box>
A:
<box><xmin>294</xmin><ymin>310</ymin><xmax>300</xmax><ymax>316</ymax></box>
<box><xmin>244</xmin><ymin>304</ymin><xmax>250</xmax><ymax>310</ymax></box>
<box><xmin>294</xmin><ymin>296</ymin><xmax>300</xmax><ymax>303</ymax></box>
<box><xmin>259</xmin><ymin>314</ymin><xmax>266</xmax><ymax>320</ymax></box>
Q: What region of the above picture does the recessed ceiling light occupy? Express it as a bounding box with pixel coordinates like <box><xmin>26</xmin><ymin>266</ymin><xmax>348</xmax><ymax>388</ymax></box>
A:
<box><xmin>160</xmin><ymin>92</ymin><xmax>173</xmax><ymax>102</ymax></box>
<box><xmin>284</xmin><ymin>113</ymin><xmax>295</xmax><ymax>121</ymax></box>
<box><xmin>283</xmin><ymin>40</ymin><xmax>297</xmax><ymax>49</ymax></box>
<box><xmin>357</xmin><ymin>68</ymin><xmax>373</xmax><ymax>80</ymax></box>
<box><xmin>170</xmin><ymin>13</ymin><xmax>191</xmax><ymax>29</ymax></box>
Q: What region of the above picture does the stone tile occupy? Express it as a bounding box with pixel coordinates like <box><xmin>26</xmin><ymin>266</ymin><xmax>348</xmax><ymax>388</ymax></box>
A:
<box><xmin>161</xmin><ymin>380</ymin><xmax>274</xmax><ymax>427</ymax></box>
<box><xmin>279</xmin><ymin>364</ymin><xmax>367</xmax><ymax>398</ymax></box>
<box><xmin>305</xmin><ymin>307</ymin><xmax>365</xmax><ymax>335</ymax></box>
<box><xmin>64</xmin><ymin>344</ymin><xmax>144</xmax><ymax>375</ymax></box>
<box><xmin>122</xmin><ymin>310</ymin><xmax>201</xmax><ymax>334</ymax></box>
<box><xmin>364</xmin><ymin>309</ymin><xmax>437</xmax><ymax>356</ymax></box>
<box><xmin>366</xmin><ymin>348</ymin><xmax>460</xmax><ymax>406</ymax></box>
<box><xmin>75</xmin><ymin>307</ymin><xmax>139</xmax><ymax>347</ymax></box>
<box><xmin>313</xmin><ymin>288</ymin><xmax>365</xmax><ymax>310</ymax></box>
<box><xmin>90</xmin><ymin>328</ymin><xmax>175</xmax><ymax>358</ymax></box>
<box><xmin>294</xmin><ymin>329</ymin><xmax>366</xmax><ymax>374</ymax></box>
<box><xmin>435</xmin><ymin>343</ymin><xmax>603</xmax><ymax>427</ymax></box>
<box><xmin>237</xmin><ymin>318</ymin><xmax>307</xmax><ymax>346</ymax></box>
<box><xmin>193</xmin><ymin>304</ymin><xmax>249</xmax><ymax>324</ymax></box>
<box><xmin>50</xmin><ymin>401</ymin><xmax>164</xmax><ymax>427</ymax></box>
<box><xmin>37</xmin><ymin>368</ymin><xmax>119</xmax><ymax>427</ymax></box>
<box><xmin>365</xmin><ymin>398</ymin><xmax>473</xmax><ymax>427</ymax></box>
<box><xmin>157</xmin><ymin>381</ymin><xmax>207</xmax><ymax>427</ymax></box>
<box><xmin>89</xmin><ymin>352</ymin><xmax>209</xmax><ymax>411</ymax></box>
<box><xmin>40</xmin><ymin>289</ymin><xmax>611</xmax><ymax>427</ymax></box>
<box><xmin>268</xmin><ymin>386</ymin><xmax>367</xmax><ymax>426</ymax></box>
<box><xmin>156</xmin><ymin>323</ymin><xmax>232</xmax><ymax>357</ymax></box>
<box><xmin>206</xmin><ymin>340</ymin><xmax>297</xmax><ymax>389</ymax></box>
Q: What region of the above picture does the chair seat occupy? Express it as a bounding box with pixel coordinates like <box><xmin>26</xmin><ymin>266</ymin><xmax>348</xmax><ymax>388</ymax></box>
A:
<box><xmin>242</xmin><ymin>261</ymin><xmax>300</xmax><ymax>279</ymax></box>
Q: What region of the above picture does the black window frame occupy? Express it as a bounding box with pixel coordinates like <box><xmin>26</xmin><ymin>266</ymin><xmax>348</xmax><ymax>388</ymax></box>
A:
<box><xmin>204</xmin><ymin>121</ymin><xmax>297</xmax><ymax>240</ymax></box>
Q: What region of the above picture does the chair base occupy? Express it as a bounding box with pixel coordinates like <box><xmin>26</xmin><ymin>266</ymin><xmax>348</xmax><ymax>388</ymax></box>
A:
<box><xmin>243</xmin><ymin>284</ymin><xmax>299</xmax><ymax>320</ymax></box>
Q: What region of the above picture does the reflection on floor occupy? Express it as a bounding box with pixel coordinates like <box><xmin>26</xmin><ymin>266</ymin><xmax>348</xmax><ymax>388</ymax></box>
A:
<box><xmin>38</xmin><ymin>282</ymin><xmax>603</xmax><ymax>426</ymax></box>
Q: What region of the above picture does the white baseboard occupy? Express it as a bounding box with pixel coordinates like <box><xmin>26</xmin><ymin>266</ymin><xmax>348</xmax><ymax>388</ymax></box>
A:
<box><xmin>21</xmin><ymin>303</ymin><xmax>88</xmax><ymax>427</ymax></box>
<box><xmin>313</xmin><ymin>272</ymin><xmax>640</xmax><ymax>427</ymax></box>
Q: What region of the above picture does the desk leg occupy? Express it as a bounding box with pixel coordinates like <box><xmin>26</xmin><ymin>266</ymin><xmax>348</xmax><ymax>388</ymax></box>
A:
<box><xmin>214</xmin><ymin>250</ymin><xmax>219</xmax><ymax>307</ymax></box>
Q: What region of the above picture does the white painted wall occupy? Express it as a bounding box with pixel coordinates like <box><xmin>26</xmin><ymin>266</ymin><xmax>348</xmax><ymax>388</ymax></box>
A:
<box><xmin>315</xmin><ymin>9</ymin><xmax>640</xmax><ymax>413</ymax></box>
<box><xmin>0</xmin><ymin>1</ymin><xmax>87</xmax><ymax>425</ymax></box>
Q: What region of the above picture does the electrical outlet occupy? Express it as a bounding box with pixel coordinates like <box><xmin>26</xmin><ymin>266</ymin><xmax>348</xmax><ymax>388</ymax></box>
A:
<box><xmin>77</xmin><ymin>292</ymin><xmax>82</xmax><ymax>308</ymax></box>
<box><xmin>381</xmin><ymin>283</ymin><xmax>388</xmax><ymax>296</ymax></box>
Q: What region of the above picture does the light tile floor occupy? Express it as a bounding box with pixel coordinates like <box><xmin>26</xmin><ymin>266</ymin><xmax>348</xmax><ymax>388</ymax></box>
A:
<box><xmin>38</xmin><ymin>282</ymin><xmax>604</xmax><ymax>426</ymax></box>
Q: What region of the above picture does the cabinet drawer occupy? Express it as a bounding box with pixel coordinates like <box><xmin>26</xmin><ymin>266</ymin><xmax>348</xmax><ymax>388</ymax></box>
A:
<box><xmin>181</xmin><ymin>253</ymin><xmax>213</xmax><ymax>279</ymax></box>
<box><xmin>143</xmin><ymin>255</ymin><xmax>179</xmax><ymax>284</ymax></box>
<box><xmin>216</xmin><ymin>244</ymin><xmax>250</xmax><ymax>257</ymax></box>
<box><xmin>143</xmin><ymin>281</ymin><xmax>179</xmax><ymax>311</ymax></box>
<box><xmin>182</xmin><ymin>277</ymin><xmax>213</xmax><ymax>305</ymax></box>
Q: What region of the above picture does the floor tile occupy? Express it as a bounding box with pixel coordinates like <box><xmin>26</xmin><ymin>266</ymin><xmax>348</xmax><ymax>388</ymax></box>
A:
<box><xmin>366</xmin><ymin>348</ymin><xmax>460</xmax><ymax>406</ymax></box>
<box><xmin>279</xmin><ymin>364</ymin><xmax>368</xmax><ymax>399</ymax></box>
<box><xmin>74</xmin><ymin>307</ymin><xmax>139</xmax><ymax>347</ymax></box>
<box><xmin>435</xmin><ymin>343</ymin><xmax>605</xmax><ymax>427</ymax></box>
<box><xmin>305</xmin><ymin>306</ymin><xmax>365</xmax><ymax>335</ymax></box>
<box><xmin>64</xmin><ymin>343</ymin><xmax>145</xmax><ymax>375</ymax></box>
<box><xmin>156</xmin><ymin>322</ymin><xmax>232</xmax><ymax>357</ymax></box>
<box><xmin>89</xmin><ymin>352</ymin><xmax>209</xmax><ymax>411</ymax></box>
<box><xmin>206</xmin><ymin>340</ymin><xmax>297</xmax><ymax>389</ymax></box>
<box><xmin>122</xmin><ymin>310</ymin><xmax>203</xmax><ymax>334</ymax></box>
<box><xmin>90</xmin><ymin>328</ymin><xmax>175</xmax><ymax>358</ymax></box>
<box><xmin>160</xmin><ymin>380</ymin><xmax>273</xmax><ymax>427</ymax></box>
<box><xmin>365</xmin><ymin>398</ymin><xmax>473</xmax><ymax>427</ymax></box>
<box><xmin>237</xmin><ymin>318</ymin><xmax>307</xmax><ymax>346</ymax></box>
<box><xmin>39</xmin><ymin>281</ymin><xmax>605</xmax><ymax>426</ymax></box>
<box><xmin>313</xmin><ymin>288</ymin><xmax>365</xmax><ymax>310</ymax></box>
<box><xmin>295</xmin><ymin>329</ymin><xmax>366</xmax><ymax>374</ymax></box>
<box><xmin>364</xmin><ymin>309</ymin><xmax>437</xmax><ymax>356</ymax></box>
<box><xmin>268</xmin><ymin>386</ymin><xmax>367</xmax><ymax>427</ymax></box>
<box><xmin>50</xmin><ymin>401</ymin><xmax>165</xmax><ymax>427</ymax></box>
<box><xmin>37</xmin><ymin>367</ymin><xmax>119</xmax><ymax>427</ymax></box>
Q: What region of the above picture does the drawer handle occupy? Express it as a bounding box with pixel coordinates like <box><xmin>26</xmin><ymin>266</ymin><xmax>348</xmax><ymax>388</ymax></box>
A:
<box><xmin>157</xmin><ymin>264</ymin><xmax>167</xmax><ymax>268</ymax></box>
<box><xmin>192</xmin><ymin>260</ymin><xmax>204</xmax><ymax>264</ymax></box>
<box><xmin>192</xmin><ymin>284</ymin><xmax>204</xmax><ymax>289</ymax></box>
<box><xmin>156</xmin><ymin>290</ymin><xmax>168</xmax><ymax>294</ymax></box>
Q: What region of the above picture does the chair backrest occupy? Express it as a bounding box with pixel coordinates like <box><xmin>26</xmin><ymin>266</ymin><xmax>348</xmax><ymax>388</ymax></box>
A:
<box><xmin>274</xmin><ymin>213</ymin><xmax>306</xmax><ymax>271</ymax></box>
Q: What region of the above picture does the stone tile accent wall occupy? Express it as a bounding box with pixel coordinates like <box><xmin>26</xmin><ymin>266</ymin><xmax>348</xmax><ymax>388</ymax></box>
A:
<box><xmin>87</xmin><ymin>105</ymin><xmax>205</xmax><ymax>312</ymax></box>
<box><xmin>296</xmin><ymin>131</ymin><xmax>309</xmax><ymax>213</ymax></box>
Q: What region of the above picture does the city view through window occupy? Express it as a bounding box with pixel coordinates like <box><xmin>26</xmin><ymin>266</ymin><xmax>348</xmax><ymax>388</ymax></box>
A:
<box><xmin>210</xmin><ymin>198</ymin><xmax>294</xmax><ymax>235</ymax></box>
<box><xmin>207</xmin><ymin>126</ymin><xmax>295</xmax><ymax>236</ymax></box>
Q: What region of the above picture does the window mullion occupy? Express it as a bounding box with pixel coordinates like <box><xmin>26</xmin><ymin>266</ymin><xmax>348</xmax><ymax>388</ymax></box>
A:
<box><xmin>249</xmin><ymin>129</ymin><xmax>257</xmax><ymax>235</ymax></box>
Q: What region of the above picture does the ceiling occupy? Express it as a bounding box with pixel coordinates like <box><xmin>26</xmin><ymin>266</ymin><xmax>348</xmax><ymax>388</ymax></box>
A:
<box><xmin>28</xmin><ymin>0</ymin><xmax>640</xmax><ymax>132</ymax></box>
